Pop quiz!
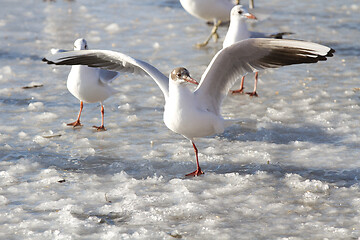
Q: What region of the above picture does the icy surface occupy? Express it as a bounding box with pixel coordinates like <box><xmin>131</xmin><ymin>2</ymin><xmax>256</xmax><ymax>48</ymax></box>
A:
<box><xmin>0</xmin><ymin>0</ymin><xmax>359</xmax><ymax>239</ymax></box>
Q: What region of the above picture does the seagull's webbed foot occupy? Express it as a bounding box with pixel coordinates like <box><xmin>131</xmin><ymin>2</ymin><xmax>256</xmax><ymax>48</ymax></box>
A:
<box><xmin>196</xmin><ymin>20</ymin><xmax>221</xmax><ymax>48</ymax></box>
<box><xmin>93</xmin><ymin>125</ymin><xmax>107</xmax><ymax>131</ymax></box>
<box><xmin>196</xmin><ymin>38</ymin><xmax>211</xmax><ymax>48</ymax></box>
<box><xmin>231</xmin><ymin>87</ymin><xmax>245</xmax><ymax>95</ymax></box>
<box><xmin>185</xmin><ymin>167</ymin><xmax>204</xmax><ymax>177</ymax></box>
<box><xmin>246</xmin><ymin>91</ymin><xmax>258</xmax><ymax>97</ymax></box>
<box><xmin>67</xmin><ymin>120</ymin><xmax>82</xmax><ymax>128</ymax></box>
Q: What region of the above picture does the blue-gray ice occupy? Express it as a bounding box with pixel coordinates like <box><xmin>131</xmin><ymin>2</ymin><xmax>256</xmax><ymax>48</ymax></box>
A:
<box><xmin>0</xmin><ymin>0</ymin><xmax>359</xmax><ymax>239</ymax></box>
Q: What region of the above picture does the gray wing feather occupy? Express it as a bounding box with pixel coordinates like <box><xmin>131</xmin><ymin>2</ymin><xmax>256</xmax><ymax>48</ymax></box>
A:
<box><xmin>43</xmin><ymin>50</ymin><xmax>169</xmax><ymax>99</ymax></box>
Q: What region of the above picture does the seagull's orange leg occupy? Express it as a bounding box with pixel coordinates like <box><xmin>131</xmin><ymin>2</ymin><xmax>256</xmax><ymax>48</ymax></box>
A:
<box><xmin>231</xmin><ymin>76</ymin><xmax>246</xmax><ymax>94</ymax></box>
<box><xmin>185</xmin><ymin>141</ymin><xmax>204</xmax><ymax>177</ymax></box>
<box><xmin>67</xmin><ymin>101</ymin><xmax>83</xmax><ymax>127</ymax></box>
<box><xmin>246</xmin><ymin>72</ymin><xmax>259</xmax><ymax>97</ymax></box>
<box><xmin>93</xmin><ymin>104</ymin><xmax>106</xmax><ymax>131</ymax></box>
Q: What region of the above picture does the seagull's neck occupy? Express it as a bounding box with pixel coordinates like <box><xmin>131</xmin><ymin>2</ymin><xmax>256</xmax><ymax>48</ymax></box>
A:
<box><xmin>224</xmin><ymin>17</ymin><xmax>251</xmax><ymax>48</ymax></box>
<box><xmin>233</xmin><ymin>18</ymin><xmax>250</xmax><ymax>38</ymax></box>
<box><xmin>168</xmin><ymin>81</ymin><xmax>193</xmax><ymax>100</ymax></box>
<box><xmin>166</xmin><ymin>80</ymin><xmax>194</xmax><ymax>110</ymax></box>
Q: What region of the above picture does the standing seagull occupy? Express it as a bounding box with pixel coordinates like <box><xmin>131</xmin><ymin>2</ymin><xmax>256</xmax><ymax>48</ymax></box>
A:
<box><xmin>223</xmin><ymin>5</ymin><xmax>293</xmax><ymax>96</ymax></box>
<box><xmin>43</xmin><ymin>38</ymin><xmax>334</xmax><ymax>176</ymax></box>
<box><xmin>62</xmin><ymin>38</ymin><xmax>119</xmax><ymax>131</ymax></box>
<box><xmin>179</xmin><ymin>0</ymin><xmax>236</xmax><ymax>47</ymax></box>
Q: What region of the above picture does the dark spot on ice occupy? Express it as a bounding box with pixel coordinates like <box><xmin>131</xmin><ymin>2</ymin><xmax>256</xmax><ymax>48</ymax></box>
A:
<box><xmin>22</xmin><ymin>84</ymin><xmax>44</xmax><ymax>89</ymax></box>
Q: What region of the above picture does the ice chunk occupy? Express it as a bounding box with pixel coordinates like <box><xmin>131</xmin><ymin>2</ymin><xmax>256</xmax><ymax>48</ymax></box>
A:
<box><xmin>105</xmin><ymin>23</ymin><xmax>121</xmax><ymax>34</ymax></box>
<box><xmin>28</xmin><ymin>102</ymin><xmax>44</xmax><ymax>111</ymax></box>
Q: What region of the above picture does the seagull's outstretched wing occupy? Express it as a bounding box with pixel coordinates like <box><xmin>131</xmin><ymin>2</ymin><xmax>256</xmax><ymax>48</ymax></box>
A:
<box><xmin>43</xmin><ymin>50</ymin><xmax>169</xmax><ymax>99</ymax></box>
<box><xmin>194</xmin><ymin>38</ymin><xmax>335</xmax><ymax>115</ymax></box>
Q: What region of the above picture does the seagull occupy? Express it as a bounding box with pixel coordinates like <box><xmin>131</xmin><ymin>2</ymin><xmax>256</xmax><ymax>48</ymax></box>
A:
<box><xmin>56</xmin><ymin>38</ymin><xmax>120</xmax><ymax>131</ymax></box>
<box><xmin>179</xmin><ymin>0</ymin><xmax>236</xmax><ymax>47</ymax></box>
<box><xmin>236</xmin><ymin>0</ymin><xmax>255</xmax><ymax>9</ymax></box>
<box><xmin>179</xmin><ymin>0</ymin><xmax>256</xmax><ymax>47</ymax></box>
<box><xmin>223</xmin><ymin>5</ymin><xmax>293</xmax><ymax>96</ymax></box>
<box><xmin>248</xmin><ymin>0</ymin><xmax>254</xmax><ymax>9</ymax></box>
<box><xmin>43</xmin><ymin>38</ymin><xmax>334</xmax><ymax>176</ymax></box>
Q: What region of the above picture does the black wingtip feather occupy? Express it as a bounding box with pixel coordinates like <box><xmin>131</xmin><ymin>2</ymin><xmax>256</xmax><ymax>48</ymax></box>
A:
<box><xmin>258</xmin><ymin>45</ymin><xmax>335</xmax><ymax>69</ymax></box>
<box><xmin>42</xmin><ymin>57</ymin><xmax>55</xmax><ymax>64</ymax></box>
<box><xmin>326</xmin><ymin>48</ymin><xmax>335</xmax><ymax>57</ymax></box>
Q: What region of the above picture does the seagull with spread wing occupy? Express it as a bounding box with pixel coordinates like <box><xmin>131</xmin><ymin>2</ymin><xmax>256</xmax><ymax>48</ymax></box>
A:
<box><xmin>43</xmin><ymin>38</ymin><xmax>334</xmax><ymax>176</ymax></box>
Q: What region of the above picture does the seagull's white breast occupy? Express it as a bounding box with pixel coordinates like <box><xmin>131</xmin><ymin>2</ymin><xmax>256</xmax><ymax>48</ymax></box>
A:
<box><xmin>180</xmin><ymin>0</ymin><xmax>234</xmax><ymax>22</ymax></box>
<box><xmin>67</xmin><ymin>65</ymin><xmax>116</xmax><ymax>103</ymax></box>
<box><xmin>164</xmin><ymin>83</ymin><xmax>225</xmax><ymax>140</ymax></box>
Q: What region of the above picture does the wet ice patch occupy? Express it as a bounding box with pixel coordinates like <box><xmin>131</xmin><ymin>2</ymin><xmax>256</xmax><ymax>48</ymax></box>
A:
<box><xmin>153</xmin><ymin>42</ymin><xmax>160</xmax><ymax>49</ymax></box>
<box><xmin>18</xmin><ymin>131</ymin><xmax>28</xmax><ymax>139</ymax></box>
<box><xmin>105</xmin><ymin>23</ymin><xmax>121</xmax><ymax>34</ymax></box>
<box><xmin>34</xmin><ymin>112</ymin><xmax>58</xmax><ymax>122</ymax></box>
<box><xmin>0</xmin><ymin>0</ymin><xmax>359</xmax><ymax>239</ymax></box>
<box><xmin>285</xmin><ymin>173</ymin><xmax>330</xmax><ymax>204</ymax></box>
<box><xmin>28</xmin><ymin>102</ymin><xmax>44</xmax><ymax>111</ymax></box>
<box><xmin>0</xmin><ymin>125</ymin><xmax>18</xmax><ymax>134</ymax></box>
<box><xmin>0</xmin><ymin>66</ymin><xmax>12</xmax><ymax>75</ymax></box>
<box><xmin>0</xmin><ymin>66</ymin><xmax>13</xmax><ymax>83</ymax></box>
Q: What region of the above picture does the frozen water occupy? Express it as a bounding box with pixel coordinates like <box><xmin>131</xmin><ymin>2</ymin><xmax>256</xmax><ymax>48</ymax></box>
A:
<box><xmin>0</xmin><ymin>0</ymin><xmax>359</xmax><ymax>239</ymax></box>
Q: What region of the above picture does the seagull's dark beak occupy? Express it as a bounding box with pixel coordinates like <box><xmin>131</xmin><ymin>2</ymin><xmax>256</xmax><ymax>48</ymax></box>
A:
<box><xmin>245</xmin><ymin>13</ymin><xmax>257</xmax><ymax>20</ymax></box>
<box><xmin>184</xmin><ymin>76</ymin><xmax>199</xmax><ymax>85</ymax></box>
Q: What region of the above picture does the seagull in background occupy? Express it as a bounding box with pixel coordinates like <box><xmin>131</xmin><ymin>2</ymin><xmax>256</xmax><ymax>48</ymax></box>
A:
<box><xmin>43</xmin><ymin>38</ymin><xmax>334</xmax><ymax>176</ymax></box>
<box><xmin>223</xmin><ymin>5</ymin><xmax>293</xmax><ymax>96</ymax></box>
<box><xmin>54</xmin><ymin>38</ymin><xmax>119</xmax><ymax>131</ymax></box>
<box><xmin>179</xmin><ymin>0</ymin><xmax>236</xmax><ymax>47</ymax></box>
<box><xmin>236</xmin><ymin>0</ymin><xmax>255</xmax><ymax>9</ymax></box>
<box><xmin>179</xmin><ymin>0</ymin><xmax>256</xmax><ymax>48</ymax></box>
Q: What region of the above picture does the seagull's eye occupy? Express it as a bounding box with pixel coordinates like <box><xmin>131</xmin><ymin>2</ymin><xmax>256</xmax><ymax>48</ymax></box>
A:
<box><xmin>238</xmin><ymin>10</ymin><xmax>243</xmax><ymax>14</ymax></box>
<box><xmin>177</xmin><ymin>73</ymin><xmax>181</xmax><ymax>78</ymax></box>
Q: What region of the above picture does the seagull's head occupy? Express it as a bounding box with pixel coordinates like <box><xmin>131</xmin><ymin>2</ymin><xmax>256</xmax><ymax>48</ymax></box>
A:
<box><xmin>74</xmin><ymin>38</ymin><xmax>88</xmax><ymax>50</ymax></box>
<box><xmin>170</xmin><ymin>67</ymin><xmax>199</xmax><ymax>85</ymax></box>
<box><xmin>231</xmin><ymin>5</ymin><xmax>257</xmax><ymax>20</ymax></box>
